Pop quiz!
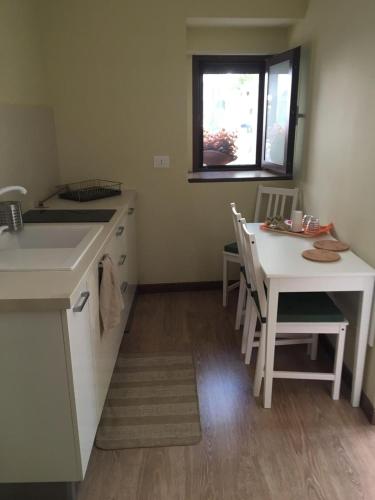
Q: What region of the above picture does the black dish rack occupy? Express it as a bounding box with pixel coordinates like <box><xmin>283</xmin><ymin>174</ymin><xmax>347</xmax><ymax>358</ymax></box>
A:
<box><xmin>58</xmin><ymin>179</ymin><xmax>122</xmax><ymax>202</ymax></box>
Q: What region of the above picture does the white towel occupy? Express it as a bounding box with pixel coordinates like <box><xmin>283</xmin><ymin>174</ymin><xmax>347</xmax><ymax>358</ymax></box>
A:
<box><xmin>99</xmin><ymin>255</ymin><xmax>124</xmax><ymax>332</ymax></box>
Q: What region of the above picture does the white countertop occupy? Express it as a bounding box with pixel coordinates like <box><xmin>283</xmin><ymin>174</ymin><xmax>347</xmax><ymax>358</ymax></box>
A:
<box><xmin>0</xmin><ymin>190</ymin><xmax>136</xmax><ymax>312</ymax></box>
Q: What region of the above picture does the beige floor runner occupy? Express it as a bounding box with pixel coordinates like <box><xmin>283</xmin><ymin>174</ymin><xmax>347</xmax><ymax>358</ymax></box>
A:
<box><xmin>95</xmin><ymin>352</ymin><xmax>202</xmax><ymax>449</ymax></box>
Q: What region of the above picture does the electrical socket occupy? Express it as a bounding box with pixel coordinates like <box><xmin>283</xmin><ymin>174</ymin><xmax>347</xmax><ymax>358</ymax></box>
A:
<box><xmin>153</xmin><ymin>155</ymin><xmax>170</xmax><ymax>168</ymax></box>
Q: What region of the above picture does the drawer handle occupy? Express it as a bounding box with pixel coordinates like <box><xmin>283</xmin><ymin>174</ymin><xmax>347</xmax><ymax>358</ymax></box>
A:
<box><xmin>120</xmin><ymin>281</ymin><xmax>128</xmax><ymax>294</ymax></box>
<box><xmin>128</xmin><ymin>207</ymin><xmax>135</xmax><ymax>215</ymax></box>
<box><xmin>73</xmin><ymin>291</ymin><xmax>90</xmax><ymax>312</ymax></box>
<box><xmin>118</xmin><ymin>254</ymin><xmax>127</xmax><ymax>266</ymax></box>
<box><xmin>116</xmin><ymin>226</ymin><xmax>125</xmax><ymax>237</ymax></box>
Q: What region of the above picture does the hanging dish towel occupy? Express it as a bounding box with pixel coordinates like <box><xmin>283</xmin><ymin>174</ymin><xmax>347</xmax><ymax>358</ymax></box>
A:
<box><xmin>100</xmin><ymin>255</ymin><xmax>124</xmax><ymax>332</ymax></box>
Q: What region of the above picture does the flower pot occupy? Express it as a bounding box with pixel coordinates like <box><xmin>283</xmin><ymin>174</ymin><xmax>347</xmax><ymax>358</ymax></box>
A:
<box><xmin>203</xmin><ymin>150</ymin><xmax>237</xmax><ymax>166</ymax></box>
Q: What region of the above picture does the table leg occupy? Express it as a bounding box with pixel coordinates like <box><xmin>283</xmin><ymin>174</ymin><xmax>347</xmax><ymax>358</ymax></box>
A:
<box><xmin>352</xmin><ymin>281</ymin><xmax>374</xmax><ymax>406</ymax></box>
<box><xmin>263</xmin><ymin>281</ymin><xmax>279</xmax><ymax>409</ymax></box>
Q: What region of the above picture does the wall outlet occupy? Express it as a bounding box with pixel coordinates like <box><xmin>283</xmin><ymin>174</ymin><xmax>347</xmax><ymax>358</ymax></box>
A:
<box><xmin>153</xmin><ymin>155</ymin><xmax>170</xmax><ymax>168</ymax></box>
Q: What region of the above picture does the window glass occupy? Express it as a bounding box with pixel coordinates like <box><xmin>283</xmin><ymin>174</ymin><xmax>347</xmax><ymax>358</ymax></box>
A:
<box><xmin>264</xmin><ymin>60</ymin><xmax>291</xmax><ymax>165</ymax></box>
<box><xmin>202</xmin><ymin>73</ymin><xmax>259</xmax><ymax>166</ymax></box>
<box><xmin>192</xmin><ymin>50</ymin><xmax>300</xmax><ymax>178</ymax></box>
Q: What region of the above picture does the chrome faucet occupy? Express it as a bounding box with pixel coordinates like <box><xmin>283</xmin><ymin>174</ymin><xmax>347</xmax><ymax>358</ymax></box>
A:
<box><xmin>37</xmin><ymin>186</ymin><xmax>64</xmax><ymax>208</ymax></box>
<box><xmin>0</xmin><ymin>185</ymin><xmax>28</xmax><ymax>233</ymax></box>
<box><xmin>0</xmin><ymin>185</ymin><xmax>27</xmax><ymax>197</ymax></box>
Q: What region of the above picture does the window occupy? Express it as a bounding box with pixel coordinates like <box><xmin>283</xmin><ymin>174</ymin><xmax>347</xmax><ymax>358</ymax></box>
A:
<box><xmin>191</xmin><ymin>48</ymin><xmax>300</xmax><ymax>181</ymax></box>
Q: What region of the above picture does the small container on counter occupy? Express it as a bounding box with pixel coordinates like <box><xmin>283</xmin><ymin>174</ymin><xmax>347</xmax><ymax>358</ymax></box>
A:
<box><xmin>306</xmin><ymin>217</ymin><xmax>320</xmax><ymax>233</ymax></box>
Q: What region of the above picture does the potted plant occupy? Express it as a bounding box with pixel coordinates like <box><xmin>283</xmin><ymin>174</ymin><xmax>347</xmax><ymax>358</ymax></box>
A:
<box><xmin>203</xmin><ymin>129</ymin><xmax>238</xmax><ymax>166</ymax></box>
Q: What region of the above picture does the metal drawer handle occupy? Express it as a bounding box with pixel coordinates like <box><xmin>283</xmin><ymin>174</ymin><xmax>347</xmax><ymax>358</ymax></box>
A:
<box><xmin>116</xmin><ymin>226</ymin><xmax>125</xmax><ymax>237</ymax></box>
<box><xmin>73</xmin><ymin>291</ymin><xmax>90</xmax><ymax>312</ymax></box>
<box><xmin>118</xmin><ymin>254</ymin><xmax>127</xmax><ymax>266</ymax></box>
<box><xmin>120</xmin><ymin>281</ymin><xmax>128</xmax><ymax>294</ymax></box>
<box><xmin>128</xmin><ymin>207</ymin><xmax>135</xmax><ymax>215</ymax></box>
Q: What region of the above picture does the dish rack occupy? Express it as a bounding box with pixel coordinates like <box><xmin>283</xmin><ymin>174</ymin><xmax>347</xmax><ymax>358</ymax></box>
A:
<box><xmin>58</xmin><ymin>179</ymin><xmax>122</xmax><ymax>202</ymax></box>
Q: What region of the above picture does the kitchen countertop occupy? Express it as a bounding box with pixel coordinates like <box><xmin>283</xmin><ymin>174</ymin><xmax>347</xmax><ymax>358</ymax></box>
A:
<box><xmin>0</xmin><ymin>190</ymin><xmax>136</xmax><ymax>312</ymax></box>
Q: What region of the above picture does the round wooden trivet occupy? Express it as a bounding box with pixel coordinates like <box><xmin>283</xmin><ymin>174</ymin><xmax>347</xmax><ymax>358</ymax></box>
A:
<box><xmin>313</xmin><ymin>240</ymin><xmax>350</xmax><ymax>252</ymax></box>
<box><xmin>302</xmin><ymin>249</ymin><xmax>341</xmax><ymax>262</ymax></box>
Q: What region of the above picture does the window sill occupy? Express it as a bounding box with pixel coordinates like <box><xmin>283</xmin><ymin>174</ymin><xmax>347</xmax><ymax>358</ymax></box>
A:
<box><xmin>187</xmin><ymin>170</ymin><xmax>292</xmax><ymax>183</ymax></box>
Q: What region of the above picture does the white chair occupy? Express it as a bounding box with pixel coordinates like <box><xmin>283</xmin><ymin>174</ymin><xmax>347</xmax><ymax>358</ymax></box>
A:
<box><xmin>229</xmin><ymin>203</ymin><xmax>249</xmax><ymax>331</ymax></box>
<box><xmin>239</xmin><ymin>219</ymin><xmax>348</xmax><ymax>405</ymax></box>
<box><xmin>254</xmin><ymin>185</ymin><xmax>299</xmax><ymax>222</ymax></box>
<box><xmin>224</xmin><ymin>185</ymin><xmax>299</xmax><ymax>319</ymax></box>
<box><xmin>222</xmin><ymin>240</ymin><xmax>241</xmax><ymax>308</ymax></box>
<box><xmin>234</xmin><ymin>209</ymin><xmax>315</xmax><ymax>362</ymax></box>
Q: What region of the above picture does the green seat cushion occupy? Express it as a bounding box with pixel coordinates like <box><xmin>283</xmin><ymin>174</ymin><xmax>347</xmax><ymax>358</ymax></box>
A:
<box><xmin>251</xmin><ymin>291</ymin><xmax>345</xmax><ymax>323</ymax></box>
<box><xmin>224</xmin><ymin>241</ymin><xmax>238</xmax><ymax>254</ymax></box>
<box><xmin>278</xmin><ymin>292</ymin><xmax>345</xmax><ymax>323</ymax></box>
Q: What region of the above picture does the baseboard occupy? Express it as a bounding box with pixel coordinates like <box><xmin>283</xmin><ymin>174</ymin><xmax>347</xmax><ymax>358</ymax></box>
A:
<box><xmin>319</xmin><ymin>336</ymin><xmax>375</xmax><ymax>424</ymax></box>
<box><xmin>0</xmin><ymin>482</ymin><xmax>77</xmax><ymax>500</ymax></box>
<box><xmin>138</xmin><ymin>281</ymin><xmax>225</xmax><ymax>294</ymax></box>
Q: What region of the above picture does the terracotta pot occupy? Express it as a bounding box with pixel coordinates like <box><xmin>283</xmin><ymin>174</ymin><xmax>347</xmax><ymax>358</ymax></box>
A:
<box><xmin>203</xmin><ymin>150</ymin><xmax>236</xmax><ymax>166</ymax></box>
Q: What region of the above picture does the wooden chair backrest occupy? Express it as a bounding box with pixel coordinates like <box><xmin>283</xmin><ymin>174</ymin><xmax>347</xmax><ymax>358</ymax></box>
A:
<box><xmin>254</xmin><ymin>185</ymin><xmax>299</xmax><ymax>222</ymax></box>
<box><xmin>239</xmin><ymin>219</ymin><xmax>268</xmax><ymax>319</ymax></box>
<box><xmin>230</xmin><ymin>202</ymin><xmax>242</xmax><ymax>261</ymax></box>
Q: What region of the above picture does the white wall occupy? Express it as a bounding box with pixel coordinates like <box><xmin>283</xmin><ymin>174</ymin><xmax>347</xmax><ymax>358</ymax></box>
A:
<box><xmin>186</xmin><ymin>26</ymin><xmax>289</xmax><ymax>55</ymax></box>
<box><xmin>37</xmin><ymin>0</ymin><xmax>303</xmax><ymax>284</ymax></box>
<box><xmin>0</xmin><ymin>0</ymin><xmax>59</xmax><ymax>209</ymax></box>
<box><xmin>289</xmin><ymin>0</ymin><xmax>375</xmax><ymax>403</ymax></box>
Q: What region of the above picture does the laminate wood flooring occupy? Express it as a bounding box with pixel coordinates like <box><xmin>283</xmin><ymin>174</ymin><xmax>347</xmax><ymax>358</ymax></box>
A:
<box><xmin>78</xmin><ymin>291</ymin><xmax>375</xmax><ymax>500</ymax></box>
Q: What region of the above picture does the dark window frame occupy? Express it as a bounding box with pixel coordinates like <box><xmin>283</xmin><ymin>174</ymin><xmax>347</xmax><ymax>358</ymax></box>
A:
<box><xmin>261</xmin><ymin>47</ymin><xmax>301</xmax><ymax>176</ymax></box>
<box><xmin>192</xmin><ymin>49</ymin><xmax>300</xmax><ymax>178</ymax></box>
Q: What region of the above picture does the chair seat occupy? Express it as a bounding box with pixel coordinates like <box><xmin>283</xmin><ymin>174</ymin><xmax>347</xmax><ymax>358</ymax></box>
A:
<box><xmin>224</xmin><ymin>241</ymin><xmax>238</xmax><ymax>254</ymax></box>
<box><xmin>279</xmin><ymin>292</ymin><xmax>345</xmax><ymax>323</ymax></box>
<box><xmin>252</xmin><ymin>292</ymin><xmax>345</xmax><ymax>323</ymax></box>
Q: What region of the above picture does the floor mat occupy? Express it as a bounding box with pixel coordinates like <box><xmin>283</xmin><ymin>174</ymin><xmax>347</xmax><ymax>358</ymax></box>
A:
<box><xmin>95</xmin><ymin>352</ymin><xmax>202</xmax><ymax>449</ymax></box>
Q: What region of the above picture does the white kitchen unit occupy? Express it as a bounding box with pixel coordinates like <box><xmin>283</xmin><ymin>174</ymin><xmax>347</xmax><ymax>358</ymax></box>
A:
<box><xmin>0</xmin><ymin>191</ymin><xmax>137</xmax><ymax>488</ymax></box>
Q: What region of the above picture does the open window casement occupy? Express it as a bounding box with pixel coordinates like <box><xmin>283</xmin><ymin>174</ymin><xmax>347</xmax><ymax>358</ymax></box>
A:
<box><xmin>261</xmin><ymin>47</ymin><xmax>301</xmax><ymax>176</ymax></box>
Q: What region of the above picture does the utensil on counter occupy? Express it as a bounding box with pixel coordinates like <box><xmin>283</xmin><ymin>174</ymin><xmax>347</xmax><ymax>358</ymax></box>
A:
<box><xmin>302</xmin><ymin>214</ymin><xmax>312</xmax><ymax>229</ymax></box>
<box><xmin>0</xmin><ymin>201</ymin><xmax>24</xmax><ymax>232</ymax></box>
<box><xmin>306</xmin><ymin>217</ymin><xmax>320</xmax><ymax>233</ymax></box>
<box><xmin>0</xmin><ymin>185</ymin><xmax>28</xmax><ymax>232</ymax></box>
<box><xmin>291</xmin><ymin>210</ymin><xmax>304</xmax><ymax>232</ymax></box>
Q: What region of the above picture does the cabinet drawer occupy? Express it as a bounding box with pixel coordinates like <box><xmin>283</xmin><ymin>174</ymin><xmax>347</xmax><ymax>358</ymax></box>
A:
<box><xmin>101</xmin><ymin>230</ymin><xmax>118</xmax><ymax>264</ymax></box>
<box><xmin>117</xmin><ymin>251</ymin><xmax>129</xmax><ymax>283</ymax></box>
<box><xmin>113</xmin><ymin>213</ymin><xmax>128</xmax><ymax>250</ymax></box>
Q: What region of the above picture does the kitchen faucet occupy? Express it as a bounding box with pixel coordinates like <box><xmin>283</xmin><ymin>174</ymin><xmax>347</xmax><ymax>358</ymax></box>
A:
<box><xmin>0</xmin><ymin>185</ymin><xmax>27</xmax><ymax>197</ymax></box>
<box><xmin>0</xmin><ymin>185</ymin><xmax>28</xmax><ymax>234</ymax></box>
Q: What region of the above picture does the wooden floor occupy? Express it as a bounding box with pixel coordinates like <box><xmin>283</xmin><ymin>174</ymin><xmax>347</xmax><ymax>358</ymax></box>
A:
<box><xmin>78</xmin><ymin>291</ymin><xmax>375</xmax><ymax>500</ymax></box>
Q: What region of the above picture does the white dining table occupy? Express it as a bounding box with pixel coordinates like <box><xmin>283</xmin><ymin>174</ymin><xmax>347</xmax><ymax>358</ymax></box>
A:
<box><xmin>246</xmin><ymin>223</ymin><xmax>375</xmax><ymax>409</ymax></box>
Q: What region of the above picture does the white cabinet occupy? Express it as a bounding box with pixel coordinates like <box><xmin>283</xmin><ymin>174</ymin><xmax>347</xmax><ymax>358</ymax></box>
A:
<box><xmin>0</xmin><ymin>311</ymin><xmax>78</xmax><ymax>482</ymax></box>
<box><xmin>124</xmin><ymin>206</ymin><xmax>138</xmax><ymax>313</ymax></box>
<box><xmin>0</xmin><ymin>199</ymin><xmax>138</xmax><ymax>483</ymax></box>
<box><xmin>62</xmin><ymin>278</ymin><xmax>99</xmax><ymax>475</ymax></box>
<box><xmin>115</xmin><ymin>206</ymin><xmax>137</xmax><ymax>326</ymax></box>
